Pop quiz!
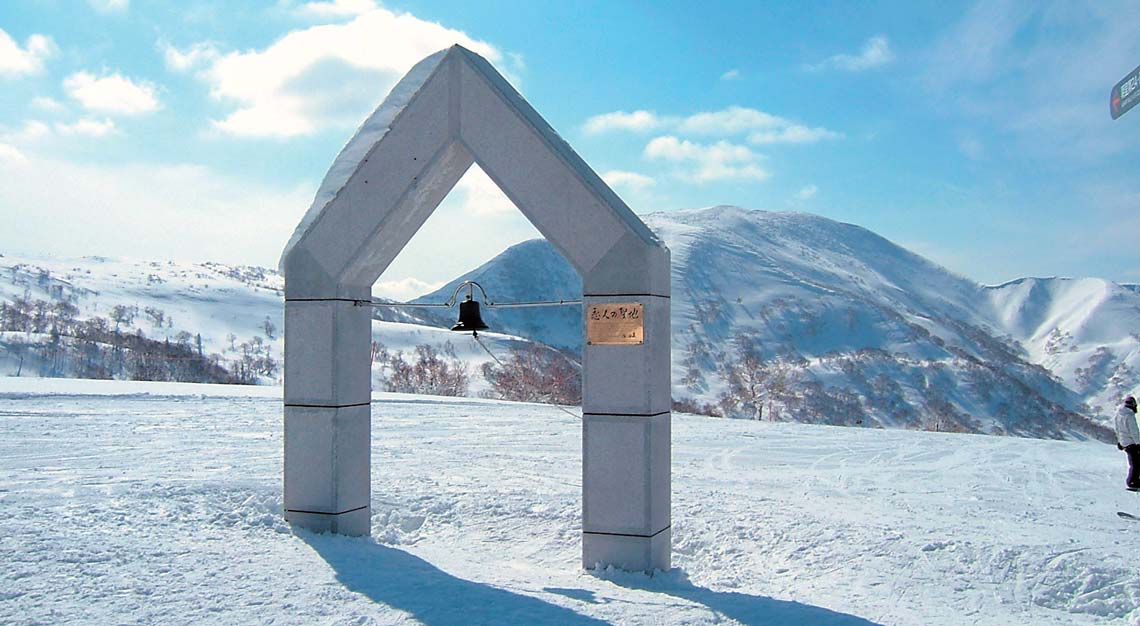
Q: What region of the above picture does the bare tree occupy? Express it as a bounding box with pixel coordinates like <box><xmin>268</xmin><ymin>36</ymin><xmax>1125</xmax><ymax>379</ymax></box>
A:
<box><xmin>110</xmin><ymin>304</ymin><xmax>137</xmax><ymax>330</ymax></box>
<box><xmin>481</xmin><ymin>344</ymin><xmax>581</xmax><ymax>405</ymax></box>
<box><xmin>261</xmin><ymin>316</ymin><xmax>277</xmax><ymax>340</ymax></box>
<box><xmin>716</xmin><ymin>335</ymin><xmax>804</xmax><ymax>421</ymax></box>
<box><xmin>381</xmin><ymin>343</ymin><xmax>469</xmax><ymax>397</ymax></box>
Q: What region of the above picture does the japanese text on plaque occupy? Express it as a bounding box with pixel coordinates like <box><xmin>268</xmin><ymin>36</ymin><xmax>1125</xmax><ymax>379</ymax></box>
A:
<box><xmin>586</xmin><ymin>303</ymin><xmax>644</xmax><ymax>345</ymax></box>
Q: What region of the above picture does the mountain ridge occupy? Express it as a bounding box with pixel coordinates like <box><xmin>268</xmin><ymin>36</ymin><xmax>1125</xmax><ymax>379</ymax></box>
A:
<box><xmin>422</xmin><ymin>206</ymin><xmax>1134</xmax><ymax>438</ymax></box>
<box><xmin>2</xmin><ymin>206</ymin><xmax>1135</xmax><ymax>440</ymax></box>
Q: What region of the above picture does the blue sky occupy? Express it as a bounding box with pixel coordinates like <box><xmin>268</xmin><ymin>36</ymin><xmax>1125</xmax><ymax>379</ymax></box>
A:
<box><xmin>1</xmin><ymin>1</ymin><xmax>1138</xmax><ymax>298</ymax></box>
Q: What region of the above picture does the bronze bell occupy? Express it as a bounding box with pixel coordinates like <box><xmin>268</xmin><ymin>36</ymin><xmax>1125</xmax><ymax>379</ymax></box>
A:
<box><xmin>451</xmin><ymin>296</ymin><xmax>489</xmax><ymax>335</ymax></box>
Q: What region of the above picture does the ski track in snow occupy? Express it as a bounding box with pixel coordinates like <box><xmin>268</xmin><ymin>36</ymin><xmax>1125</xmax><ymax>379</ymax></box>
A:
<box><xmin>1</xmin><ymin>380</ymin><xmax>1138</xmax><ymax>625</ymax></box>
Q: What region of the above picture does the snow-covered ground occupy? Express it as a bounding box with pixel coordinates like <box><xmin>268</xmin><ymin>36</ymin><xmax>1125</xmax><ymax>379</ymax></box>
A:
<box><xmin>2</xmin><ymin>378</ymin><xmax>1138</xmax><ymax>625</ymax></box>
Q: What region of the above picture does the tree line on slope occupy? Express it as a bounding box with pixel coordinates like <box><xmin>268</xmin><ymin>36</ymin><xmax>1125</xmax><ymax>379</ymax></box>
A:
<box><xmin>675</xmin><ymin>334</ymin><xmax>1114</xmax><ymax>441</ymax></box>
<box><xmin>370</xmin><ymin>340</ymin><xmax>581</xmax><ymax>406</ymax></box>
<box><xmin>0</xmin><ymin>294</ymin><xmax>276</xmax><ymax>384</ymax></box>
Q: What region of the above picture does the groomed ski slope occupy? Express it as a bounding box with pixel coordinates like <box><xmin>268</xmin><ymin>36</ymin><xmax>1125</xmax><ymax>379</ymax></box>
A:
<box><xmin>1</xmin><ymin>378</ymin><xmax>1137</xmax><ymax>625</ymax></box>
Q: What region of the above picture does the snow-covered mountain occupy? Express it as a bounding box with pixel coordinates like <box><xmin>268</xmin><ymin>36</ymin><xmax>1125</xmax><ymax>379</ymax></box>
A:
<box><xmin>413</xmin><ymin>239</ymin><xmax>583</xmax><ymax>351</ymax></box>
<box><xmin>984</xmin><ymin>276</ymin><xmax>1140</xmax><ymax>417</ymax></box>
<box><xmin>0</xmin><ymin>254</ymin><xmax>285</xmax><ymax>383</ymax></box>
<box><xmin>0</xmin><ymin>253</ymin><xmax>541</xmax><ymax>396</ymax></box>
<box><xmin>426</xmin><ymin>206</ymin><xmax>1135</xmax><ymax>439</ymax></box>
<box><xmin>2</xmin><ymin>206</ymin><xmax>1135</xmax><ymax>440</ymax></box>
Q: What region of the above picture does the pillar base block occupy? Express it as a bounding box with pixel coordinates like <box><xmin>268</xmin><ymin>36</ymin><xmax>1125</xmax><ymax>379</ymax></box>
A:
<box><xmin>583</xmin><ymin>527</ymin><xmax>670</xmax><ymax>572</ymax></box>
<box><xmin>286</xmin><ymin>507</ymin><xmax>371</xmax><ymax>536</ymax></box>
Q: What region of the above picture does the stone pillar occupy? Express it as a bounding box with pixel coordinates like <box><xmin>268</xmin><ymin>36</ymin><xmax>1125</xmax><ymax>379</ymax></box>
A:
<box><xmin>283</xmin><ymin>296</ymin><xmax>372</xmax><ymax>535</ymax></box>
<box><xmin>581</xmin><ymin>294</ymin><xmax>671</xmax><ymax>571</ymax></box>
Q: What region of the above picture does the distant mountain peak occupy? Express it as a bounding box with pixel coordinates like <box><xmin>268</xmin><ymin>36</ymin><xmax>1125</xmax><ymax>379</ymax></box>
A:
<box><xmin>422</xmin><ymin>206</ymin><xmax>1137</xmax><ymax>438</ymax></box>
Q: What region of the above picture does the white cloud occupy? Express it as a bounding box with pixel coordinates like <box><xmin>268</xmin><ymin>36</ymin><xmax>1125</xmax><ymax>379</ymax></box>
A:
<box><xmin>89</xmin><ymin>0</ymin><xmax>129</xmax><ymax>13</ymax></box>
<box><xmin>720</xmin><ymin>69</ymin><xmax>740</xmax><ymax>81</ymax></box>
<box><xmin>2</xmin><ymin>117</ymin><xmax>116</xmax><ymax>144</ymax></box>
<box><xmin>646</xmin><ymin>136</ymin><xmax>733</xmax><ymax>161</ymax></box>
<box><xmin>63</xmin><ymin>72</ymin><xmax>161</xmax><ymax>115</ymax></box>
<box><xmin>372</xmin><ymin>277</ymin><xmax>445</xmax><ymax>301</ymax></box>
<box><xmin>585</xmin><ymin>105</ymin><xmax>842</xmax><ymax>145</ymax></box>
<box><xmin>583</xmin><ymin>110</ymin><xmax>666</xmax><ymax>134</ymax></box>
<box><xmin>810</xmin><ymin>35</ymin><xmax>895</xmax><ymax>72</ymax></box>
<box><xmin>919</xmin><ymin>3</ymin><xmax>1140</xmax><ymax>163</ymax></box>
<box><xmin>0</xmin><ymin>143</ymin><xmax>26</xmax><ymax>162</ymax></box>
<box><xmin>0</xmin><ymin>153</ymin><xmax>313</xmax><ymax>267</ymax></box>
<box><xmin>0</xmin><ymin>29</ymin><xmax>55</xmax><ymax>77</ymax></box>
<box><xmin>295</xmin><ymin>0</ymin><xmax>378</xmax><ymax>19</ymax></box>
<box><xmin>161</xmin><ymin>41</ymin><xmax>221</xmax><ymax>72</ymax></box>
<box><xmin>602</xmin><ymin>170</ymin><xmax>655</xmax><ymax>192</ymax></box>
<box><xmin>0</xmin><ymin>143</ymin><xmax>539</xmax><ymax>284</ymax></box>
<box><xmin>644</xmin><ymin>136</ymin><xmax>769</xmax><ymax>183</ymax></box>
<box><xmin>453</xmin><ymin>166</ymin><xmax>516</xmax><ymax>217</ymax></box>
<box><xmin>678</xmin><ymin>106</ymin><xmax>784</xmax><ymax>134</ymax></box>
<box><xmin>749</xmin><ymin>125</ymin><xmax>843</xmax><ymax>145</ymax></box>
<box><xmin>923</xmin><ymin>3</ymin><xmax>1028</xmax><ymax>90</ymax></box>
<box><xmin>54</xmin><ymin>118</ymin><xmax>116</xmax><ymax>137</ymax></box>
<box><xmin>4</xmin><ymin>120</ymin><xmax>52</xmax><ymax>143</ymax></box>
<box><xmin>180</xmin><ymin>7</ymin><xmax>501</xmax><ymax>138</ymax></box>
<box><xmin>798</xmin><ymin>185</ymin><xmax>818</xmax><ymax>199</ymax></box>
<box><xmin>31</xmin><ymin>96</ymin><xmax>66</xmax><ymax>113</ymax></box>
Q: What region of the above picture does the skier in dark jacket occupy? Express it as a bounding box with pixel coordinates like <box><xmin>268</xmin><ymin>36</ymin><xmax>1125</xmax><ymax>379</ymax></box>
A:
<box><xmin>1116</xmin><ymin>395</ymin><xmax>1140</xmax><ymax>491</ymax></box>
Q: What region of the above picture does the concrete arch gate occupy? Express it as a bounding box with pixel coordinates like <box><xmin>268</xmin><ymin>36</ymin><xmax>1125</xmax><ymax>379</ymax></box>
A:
<box><xmin>280</xmin><ymin>45</ymin><xmax>671</xmax><ymax>571</ymax></box>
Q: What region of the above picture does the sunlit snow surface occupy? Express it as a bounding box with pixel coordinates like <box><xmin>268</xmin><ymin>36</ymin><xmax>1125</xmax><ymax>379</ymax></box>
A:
<box><xmin>1</xmin><ymin>378</ymin><xmax>1138</xmax><ymax>625</ymax></box>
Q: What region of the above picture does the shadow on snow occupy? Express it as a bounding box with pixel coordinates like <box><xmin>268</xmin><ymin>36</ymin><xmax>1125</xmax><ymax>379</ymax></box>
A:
<box><xmin>590</xmin><ymin>568</ymin><xmax>885</xmax><ymax>626</ymax></box>
<box><xmin>303</xmin><ymin>532</ymin><xmax>609</xmax><ymax>626</ymax></box>
<box><xmin>304</xmin><ymin>532</ymin><xmax>882</xmax><ymax>626</ymax></box>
